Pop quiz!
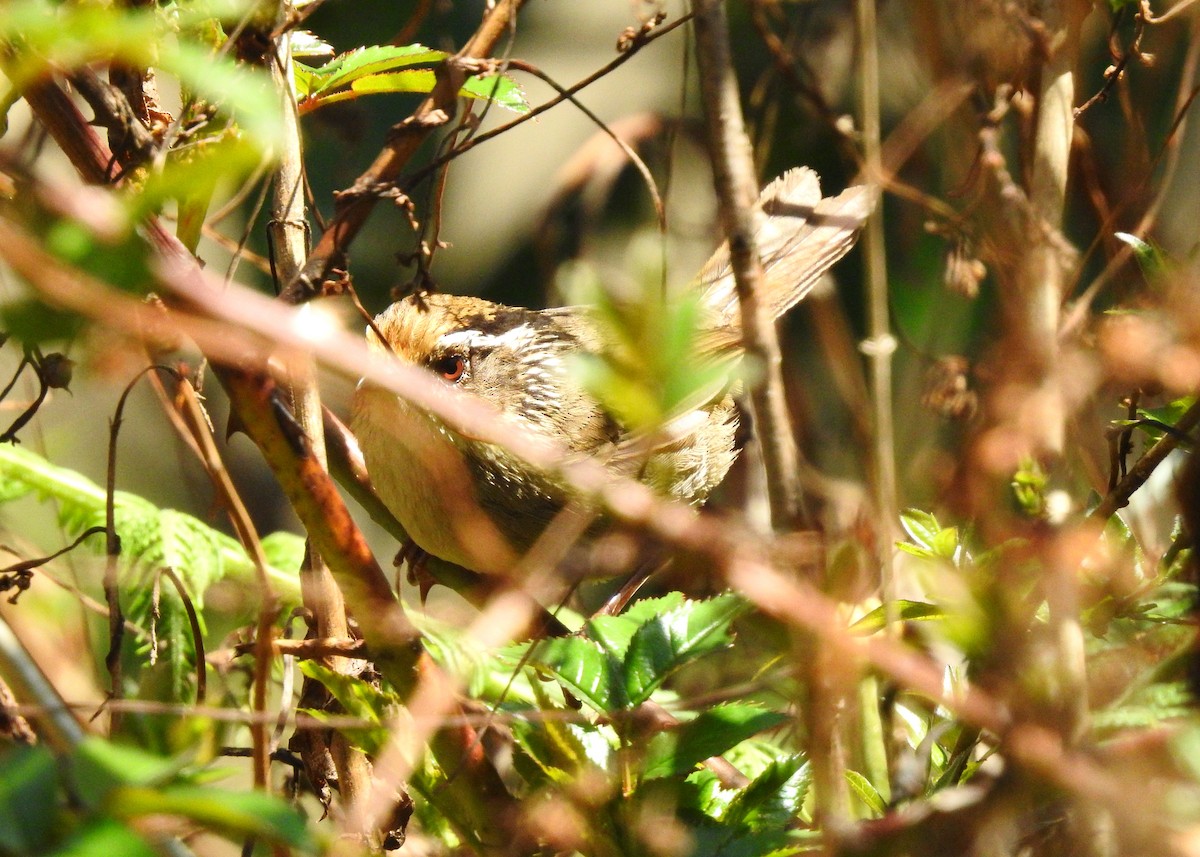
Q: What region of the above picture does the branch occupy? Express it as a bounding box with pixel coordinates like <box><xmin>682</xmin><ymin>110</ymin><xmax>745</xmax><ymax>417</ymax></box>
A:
<box><xmin>281</xmin><ymin>0</ymin><xmax>529</xmax><ymax>302</ymax></box>
<box><xmin>692</xmin><ymin>0</ymin><xmax>804</xmax><ymax>529</ymax></box>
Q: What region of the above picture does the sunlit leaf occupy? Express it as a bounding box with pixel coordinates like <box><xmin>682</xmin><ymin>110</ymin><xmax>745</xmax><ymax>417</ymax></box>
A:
<box><xmin>624</xmin><ymin>594</ymin><xmax>746</xmax><ymax>707</ymax></box>
<box><xmin>900</xmin><ymin>509</ymin><xmax>942</xmax><ymax>551</ymax></box>
<box><xmin>299</xmin><ymin>661</ymin><xmax>397</xmax><ymax>755</ymax></box>
<box><xmin>1115</xmin><ymin>231</ymin><xmax>1169</xmax><ymax>284</ymax></box>
<box><xmin>722</xmin><ymin>756</ymin><xmax>809</xmax><ymax>830</ymax></box>
<box><xmin>643</xmin><ymin>704</ymin><xmax>788</xmax><ymax>780</ymax></box>
<box><xmin>294</xmin><ymin>43</ymin><xmax>528</xmax><ymax>114</ymax></box>
<box><xmin>525</xmin><ymin>636</ymin><xmax>622</xmax><ymax>711</ymax></box>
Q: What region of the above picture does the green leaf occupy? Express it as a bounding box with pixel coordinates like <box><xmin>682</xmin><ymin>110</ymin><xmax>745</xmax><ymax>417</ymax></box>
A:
<box><xmin>115</xmin><ymin>785</ymin><xmax>317</xmax><ymax>851</ymax></box>
<box><xmin>722</xmin><ymin>756</ymin><xmax>809</xmax><ymax>830</ymax></box>
<box><xmin>460</xmin><ymin>73</ymin><xmax>530</xmax><ymax>113</ymax></box>
<box><xmin>509</xmin><ymin>713</ymin><xmax>614</xmax><ymax>785</ymax></box>
<box><xmin>851</xmin><ymin>600</ymin><xmax>946</xmax><ymax>634</ymax></box>
<box><xmin>845</xmin><ymin>769</ymin><xmax>887</xmax><ymax>815</ymax></box>
<box><xmin>69</xmin><ymin>738</ymin><xmax>181</xmax><ymax>808</ymax></box>
<box><xmin>1136</xmin><ymin>396</ymin><xmax>1195</xmax><ymax>443</ymax></box>
<box><xmin>299</xmin><ymin>662</ymin><xmax>396</xmax><ymax>755</ymax></box>
<box><xmin>49</xmin><ymin>818</ymin><xmax>158</xmax><ymax>857</ymax></box>
<box><xmin>526</xmin><ymin>636</ymin><xmax>623</xmax><ymax>711</ymax></box>
<box><xmin>43</xmin><ymin>218</ymin><xmax>153</xmax><ymax>296</ymax></box>
<box><xmin>294</xmin><ymin>43</ymin><xmax>528</xmax><ymax>113</ymax></box>
<box><xmin>0</xmin><ymin>299</ymin><xmax>85</xmax><ymax>345</ymax></box>
<box><xmin>305</xmin><ymin>44</ymin><xmax>447</xmax><ymax>93</ymax></box>
<box><xmin>643</xmin><ymin>704</ymin><xmax>789</xmax><ymax>780</ymax></box>
<box><xmin>624</xmin><ymin>594</ymin><xmax>746</xmax><ymax>706</ymax></box>
<box><xmin>260</xmin><ymin>531</ymin><xmax>306</xmax><ymax>573</ymax></box>
<box><xmin>0</xmin><ymin>444</ymin><xmax>300</xmax><ymax>601</ymax></box>
<box><xmin>584</xmin><ymin>594</ymin><xmax>688</xmax><ymax>660</ymax></box>
<box><xmin>899</xmin><ymin>509</ymin><xmax>942</xmax><ymax>551</ymax></box>
<box><xmin>0</xmin><ymin>745</ymin><xmax>59</xmax><ymax>854</ymax></box>
<box><xmin>1115</xmin><ymin>231</ymin><xmax>1169</xmax><ymax>283</ymax></box>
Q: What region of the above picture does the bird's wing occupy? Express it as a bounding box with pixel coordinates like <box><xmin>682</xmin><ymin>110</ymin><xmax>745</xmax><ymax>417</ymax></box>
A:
<box><xmin>697</xmin><ymin>167</ymin><xmax>876</xmax><ymax>327</ymax></box>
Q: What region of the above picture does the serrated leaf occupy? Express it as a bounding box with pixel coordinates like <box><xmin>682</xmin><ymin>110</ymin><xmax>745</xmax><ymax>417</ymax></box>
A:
<box><xmin>682</xmin><ymin>768</ymin><xmax>737</xmax><ymax>819</ymax></box>
<box><xmin>460</xmin><ymin>72</ymin><xmax>529</xmax><ymax>113</ymax></box>
<box><xmin>586</xmin><ymin>614</ymin><xmax>640</xmax><ymax>660</ymax></box>
<box><xmin>643</xmin><ymin>704</ymin><xmax>789</xmax><ymax>780</ymax></box>
<box><xmin>722</xmin><ymin>756</ymin><xmax>809</xmax><ymax>830</ymax></box>
<box><xmin>509</xmin><ymin>713</ymin><xmax>614</xmax><ymax>785</ymax></box>
<box><xmin>305</xmin><ymin>44</ymin><xmax>446</xmax><ymax>91</ymax></box>
<box><xmin>0</xmin><ymin>444</ymin><xmax>300</xmax><ymax>600</ymax></box>
<box><xmin>624</xmin><ymin>594</ymin><xmax>747</xmax><ymax>706</ymax></box>
<box><xmin>525</xmin><ymin>636</ymin><xmax>622</xmax><ymax>711</ymax></box>
<box><xmin>289</xmin><ymin>29</ymin><xmax>334</xmax><ymax>59</ymax></box>
<box><xmin>585</xmin><ymin>594</ymin><xmax>689</xmax><ymax>659</ymax></box>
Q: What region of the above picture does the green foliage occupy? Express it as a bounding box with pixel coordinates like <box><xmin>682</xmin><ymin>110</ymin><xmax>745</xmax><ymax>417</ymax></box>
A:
<box><xmin>0</xmin><ymin>740</ymin><xmax>319</xmax><ymax>855</ymax></box>
<box><xmin>294</xmin><ymin>44</ymin><xmax>529</xmax><ymax>114</ymax></box>
<box><xmin>0</xmin><ymin>0</ymin><xmax>281</xmax><ymax>146</ymax></box>
<box><xmin>1132</xmin><ymin>394</ymin><xmax>1195</xmax><ymax>443</ymax></box>
<box><xmin>515</xmin><ymin>593</ymin><xmax>746</xmax><ymax>712</ymax></box>
<box><xmin>1114</xmin><ymin>231</ymin><xmax>1170</xmax><ymax>285</ymax></box>
<box><xmin>298</xmin><ymin>661</ymin><xmax>398</xmax><ymax>756</ymax></box>
<box><xmin>564</xmin><ymin>257</ymin><xmax>739</xmax><ymax>436</ymax></box>
<box><xmin>0</xmin><ymin>443</ymin><xmax>300</xmax><ymax>698</ymax></box>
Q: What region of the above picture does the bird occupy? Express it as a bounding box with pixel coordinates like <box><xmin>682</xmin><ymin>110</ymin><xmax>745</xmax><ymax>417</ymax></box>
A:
<box><xmin>351</xmin><ymin>168</ymin><xmax>873</xmax><ymax>574</ymax></box>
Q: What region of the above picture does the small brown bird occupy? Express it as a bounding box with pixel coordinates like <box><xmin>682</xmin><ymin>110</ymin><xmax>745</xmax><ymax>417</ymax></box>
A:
<box><xmin>351</xmin><ymin>169</ymin><xmax>872</xmax><ymax>573</ymax></box>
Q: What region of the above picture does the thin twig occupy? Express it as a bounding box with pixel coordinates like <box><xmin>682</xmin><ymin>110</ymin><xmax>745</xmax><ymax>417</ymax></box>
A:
<box><xmin>282</xmin><ymin>0</ymin><xmax>530</xmax><ymax>302</ymax></box>
<box><xmin>159</xmin><ymin>567</ymin><xmax>207</xmax><ymax>704</ymax></box>
<box><xmin>398</xmin><ymin>15</ymin><xmax>693</xmax><ymax>211</ymax></box>
<box><xmin>505</xmin><ymin>59</ymin><xmax>665</xmax><ymax>230</ymax></box>
<box><xmin>1090</xmin><ymin>398</ymin><xmax>1200</xmax><ymax>522</ymax></box>
<box><xmin>104</xmin><ymin>364</ymin><xmax>175</xmax><ymax>731</ymax></box>
<box><xmin>854</xmin><ymin>0</ymin><xmax>898</xmax><ymax>612</ymax></box>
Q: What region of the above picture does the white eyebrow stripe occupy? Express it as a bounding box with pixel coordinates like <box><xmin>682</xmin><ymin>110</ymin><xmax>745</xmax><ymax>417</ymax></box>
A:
<box><xmin>439</xmin><ymin>324</ymin><xmax>537</xmax><ymax>351</ymax></box>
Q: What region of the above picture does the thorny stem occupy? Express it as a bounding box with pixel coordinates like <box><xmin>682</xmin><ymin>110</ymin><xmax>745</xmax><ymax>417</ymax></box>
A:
<box><xmin>692</xmin><ymin>0</ymin><xmax>803</xmax><ymax>530</ymax></box>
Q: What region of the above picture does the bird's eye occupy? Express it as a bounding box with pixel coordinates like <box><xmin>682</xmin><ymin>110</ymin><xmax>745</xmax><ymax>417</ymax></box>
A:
<box><xmin>430</xmin><ymin>353</ymin><xmax>467</xmax><ymax>382</ymax></box>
